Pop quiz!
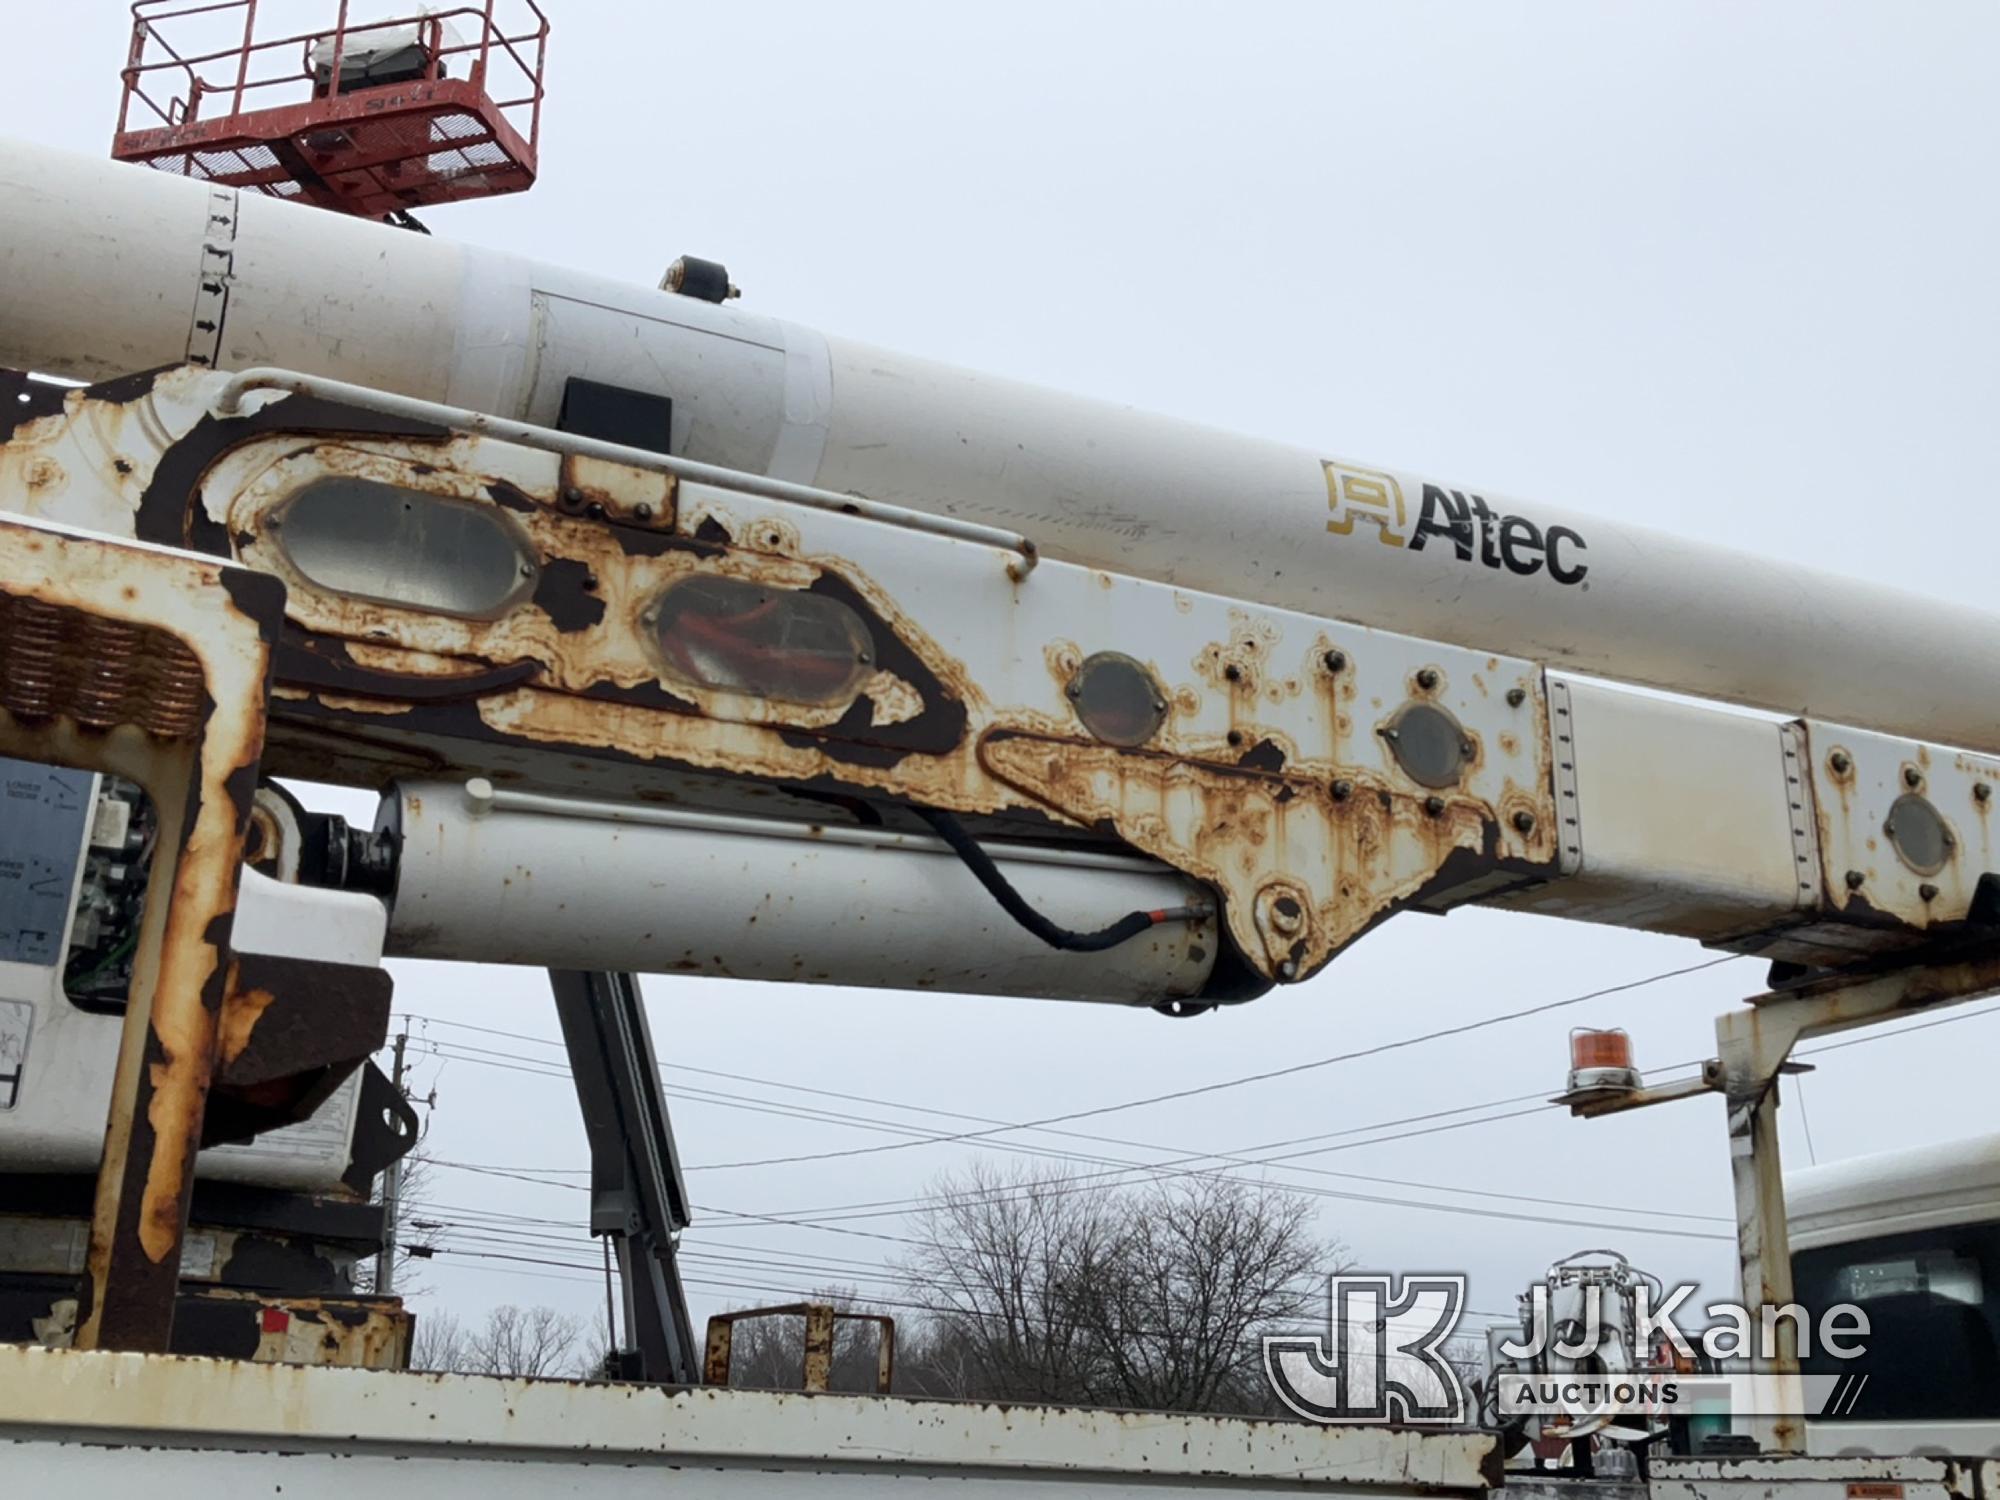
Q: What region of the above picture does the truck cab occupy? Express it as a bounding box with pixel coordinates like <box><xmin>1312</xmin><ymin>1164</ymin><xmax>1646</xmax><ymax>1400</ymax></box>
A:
<box><xmin>1793</xmin><ymin>1134</ymin><xmax>2000</xmax><ymax>1456</ymax></box>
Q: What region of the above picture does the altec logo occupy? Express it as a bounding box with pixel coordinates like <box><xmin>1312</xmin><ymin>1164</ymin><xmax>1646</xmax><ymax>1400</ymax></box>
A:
<box><xmin>1322</xmin><ymin>461</ymin><xmax>1589</xmax><ymax>586</ymax></box>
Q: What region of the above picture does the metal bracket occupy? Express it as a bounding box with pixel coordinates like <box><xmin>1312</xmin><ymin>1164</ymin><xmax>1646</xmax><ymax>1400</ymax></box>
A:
<box><xmin>703</xmin><ymin>1302</ymin><xmax>896</xmax><ymax>1393</ymax></box>
<box><xmin>0</xmin><ymin>515</ymin><xmax>285</xmax><ymax>1353</ymax></box>
<box><xmin>1563</xmin><ymin>947</ymin><xmax>2000</xmax><ymax>1455</ymax></box>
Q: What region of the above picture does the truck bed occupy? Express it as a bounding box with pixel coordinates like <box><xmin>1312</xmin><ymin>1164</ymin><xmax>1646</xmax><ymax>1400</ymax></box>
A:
<box><xmin>0</xmin><ymin>1344</ymin><xmax>1499</xmax><ymax>1497</ymax></box>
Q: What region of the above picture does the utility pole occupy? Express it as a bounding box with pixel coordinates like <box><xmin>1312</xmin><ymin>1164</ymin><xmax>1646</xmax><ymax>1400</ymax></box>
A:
<box><xmin>376</xmin><ymin>1028</ymin><xmax>409</xmax><ymax>1295</ymax></box>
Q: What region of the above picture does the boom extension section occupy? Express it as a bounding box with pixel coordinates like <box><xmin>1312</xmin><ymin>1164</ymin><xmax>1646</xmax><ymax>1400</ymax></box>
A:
<box><xmin>3</xmin><ymin>366</ymin><xmax>1996</xmax><ymax>1007</ymax></box>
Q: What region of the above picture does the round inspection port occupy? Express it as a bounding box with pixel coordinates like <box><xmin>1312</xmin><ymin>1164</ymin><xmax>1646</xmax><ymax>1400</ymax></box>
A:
<box><xmin>1884</xmin><ymin>792</ymin><xmax>1953</xmax><ymax>877</ymax></box>
<box><xmin>1381</xmin><ymin>700</ymin><xmax>1471</xmax><ymax>789</ymax></box>
<box><xmin>1068</xmin><ymin>652</ymin><xmax>1168</xmax><ymax>748</ymax></box>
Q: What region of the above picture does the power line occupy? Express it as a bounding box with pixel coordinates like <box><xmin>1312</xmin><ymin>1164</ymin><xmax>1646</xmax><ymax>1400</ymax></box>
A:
<box><xmin>416</xmin><ymin>989</ymin><xmax>2000</xmax><ymax>1261</ymax></box>
<box><xmin>404</xmin><ymin>979</ymin><xmax>2000</xmax><ymax>1232</ymax></box>
<box><xmin>404</xmin><ymin>1200</ymin><xmax>1527</xmax><ymax>1341</ymax></box>
<box><xmin>393</xmin><ymin>989</ymin><xmax>2000</xmax><ymax>1330</ymax></box>
<box><xmin>407</xmin><ymin>1017</ymin><xmax>1726</xmax><ymax>1223</ymax></box>
<box><xmin>413</xmin><ymin>1037</ymin><xmax>1725</xmax><ymax>1230</ymax></box>
<box><xmin>686</xmin><ymin>955</ymin><xmax>1747</xmax><ymax>1170</ymax></box>
<box><xmin>401</xmin><ymin>952</ymin><xmax>1744</xmax><ymax>1228</ymax></box>
<box><xmin>1796</xmin><ymin>999</ymin><xmax>2000</xmax><ymax>1056</ymax></box>
<box><xmin>423</xmin><ymin>1142</ymin><xmax>1732</xmax><ymax>1245</ymax></box>
<box><xmin>405</xmin><ymin>954</ymin><xmax>1738</xmax><ymax>1174</ymax></box>
<box><xmin>422</xmin><ymin>1233</ymin><xmax>1499</xmax><ymax>1354</ymax></box>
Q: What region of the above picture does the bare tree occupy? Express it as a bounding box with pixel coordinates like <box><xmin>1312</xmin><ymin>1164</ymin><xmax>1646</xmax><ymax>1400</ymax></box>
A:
<box><xmin>409</xmin><ymin>1304</ymin><xmax>599</xmax><ymax>1377</ymax></box>
<box><xmin>893</xmin><ymin>1316</ymin><xmax>984</xmax><ymax>1400</ymax></box>
<box><xmin>902</xmin><ymin>1164</ymin><xmax>1346</xmax><ymax>1413</ymax></box>
<box><xmin>408</xmin><ymin>1307</ymin><xmax>472</xmax><ymax>1372</ymax></box>
<box><xmin>904</xmin><ymin>1162</ymin><xmax>1125</xmax><ymax>1405</ymax></box>
<box><xmin>574</xmin><ymin>1324</ymin><xmax>616</xmax><ymax>1382</ymax></box>
<box><xmin>1084</xmin><ymin>1174</ymin><xmax>1334</xmax><ymax>1412</ymax></box>
<box><xmin>466</xmin><ymin>1304</ymin><xmax>586</xmax><ymax>1377</ymax></box>
<box><xmin>410</xmin><ymin>1304</ymin><xmax>589</xmax><ymax>1376</ymax></box>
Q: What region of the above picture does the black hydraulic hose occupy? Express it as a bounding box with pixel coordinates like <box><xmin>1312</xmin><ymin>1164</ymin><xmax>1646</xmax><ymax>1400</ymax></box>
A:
<box><xmin>913</xmin><ymin>806</ymin><xmax>1210</xmax><ymax>953</ymax></box>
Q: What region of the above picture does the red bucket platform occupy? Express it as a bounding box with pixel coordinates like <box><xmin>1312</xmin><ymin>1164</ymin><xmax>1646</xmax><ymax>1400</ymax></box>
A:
<box><xmin>111</xmin><ymin>1</ymin><xmax>549</xmax><ymax>218</ymax></box>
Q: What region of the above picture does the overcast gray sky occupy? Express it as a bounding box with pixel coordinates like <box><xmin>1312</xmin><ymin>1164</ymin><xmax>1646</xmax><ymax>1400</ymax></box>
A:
<box><xmin>11</xmin><ymin>1</ymin><xmax>2000</xmax><ymax>1349</ymax></box>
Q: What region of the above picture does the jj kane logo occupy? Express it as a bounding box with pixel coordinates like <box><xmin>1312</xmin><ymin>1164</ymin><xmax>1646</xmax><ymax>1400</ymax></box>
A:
<box><xmin>1263</xmin><ymin>1275</ymin><xmax>1471</xmax><ymax>1425</ymax></box>
<box><xmin>1323</xmin><ymin>460</ymin><xmax>1589</xmax><ymax>586</ymax></box>
<box><xmin>1265</xmin><ymin>1272</ymin><xmax>1874</xmax><ymax>1426</ymax></box>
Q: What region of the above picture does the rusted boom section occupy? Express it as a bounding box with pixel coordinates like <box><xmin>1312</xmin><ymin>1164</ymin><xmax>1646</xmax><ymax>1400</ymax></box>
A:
<box><xmin>0</xmin><ymin>516</ymin><xmax>278</xmax><ymax>1349</ymax></box>
<box><xmin>10</xmin><ymin>364</ymin><xmax>2000</xmax><ymax>996</ymax></box>
<box><xmin>0</xmin><ymin>512</ymin><xmax>396</xmax><ymax>1352</ymax></box>
<box><xmin>0</xmin><ymin>367</ymin><xmax>1561</xmax><ymax>988</ymax></box>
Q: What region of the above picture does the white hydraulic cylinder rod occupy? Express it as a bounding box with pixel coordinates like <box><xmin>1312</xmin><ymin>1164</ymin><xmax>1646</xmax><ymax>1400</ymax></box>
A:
<box><xmin>3</xmin><ymin>138</ymin><xmax>1995</xmax><ymax>753</ymax></box>
<box><xmin>382</xmin><ymin>780</ymin><xmax>1227</xmax><ymax>1006</ymax></box>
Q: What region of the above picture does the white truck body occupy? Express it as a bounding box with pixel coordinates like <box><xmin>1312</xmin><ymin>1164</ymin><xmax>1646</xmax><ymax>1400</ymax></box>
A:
<box><xmin>1792</xmin><ymin>1136</ymin><xmax>2000</xmax><ymax>1458</ymax></box>
<box><xmin>0</xmin><ymin>1344</ymin><xmax>1497</xmax><ymax>1499</ymax></box>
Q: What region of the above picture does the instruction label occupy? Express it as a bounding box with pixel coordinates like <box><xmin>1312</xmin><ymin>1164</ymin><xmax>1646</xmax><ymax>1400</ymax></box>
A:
<box><xmin>0</xmin><ymin>757</ymin><xmax>90</xmax><ymax>967</ymax></box>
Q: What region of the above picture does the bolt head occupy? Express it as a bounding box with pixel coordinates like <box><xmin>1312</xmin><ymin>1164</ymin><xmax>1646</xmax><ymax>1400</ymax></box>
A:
<box><xmin>633</xmin><ymin>502</ymin><xmax>655</xmax><ymax>521</ymax></box>
<box><xmin>1424</xmin><ymin>794</ymin><xmax>1447</xmax><ymax>817</ymax></box>
<box><xmin>1505</xmin><ymin>686</ymin><xmax>1527</xmax><ymax>707</ymax></box>
<box><xmin>1323</xmin><ymin>649</ymin><xmax>1347</xmax><ymax>674</ymax></box>
<box><xmin>1978</xmin><ymin>783</ymin><xmax>1993</xmax><ymax>804</ymax></box>
<box><xmin>1330</xmin><ymin>778</ymin><xmax>1353</xmax><ymax>802</ymax></box>
<box><xmin>1845</xmin><ymin>868</ymin><xmax>1866</xmax><ymax>890</ymax></box>
<box><xmin>1829</xmin><ymin>750</ymin><xmax>1852</xmax><ymax>774</ymax></box>
<box><xmin>1512</xmin><ymin>810</ymin><xmax>1536</xmax><ymax>833</ymax></box>
<box><xmin>1920</xmin><ymin>882</ymin><xmax>1940</xmax><ymax>902</ymax></box>
<box><xmin>1904</xmin><ymin>766</ymin><xmax>1924</xmax><ymax>789</ymax></box>
<box><xmin>1416</xmin><ymin>667</ymin><xmax>1439</xmax><ymax>691</ymax></box>
<box><xmin>1065</xmin><ymin>681</ymin><xmax>1082</xmax><ymax>699</ymax></box>
<box><xmin>1277</xmin><ymin>959</ymin><xmax>1300</xmax><ymax>982</ymax></box>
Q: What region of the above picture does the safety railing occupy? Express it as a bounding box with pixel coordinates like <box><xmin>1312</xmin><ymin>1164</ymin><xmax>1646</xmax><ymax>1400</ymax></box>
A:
<box><xmin>116</xmin><ymin>0</ymin><xmax>549</xmax><ymax>152</ymax></box>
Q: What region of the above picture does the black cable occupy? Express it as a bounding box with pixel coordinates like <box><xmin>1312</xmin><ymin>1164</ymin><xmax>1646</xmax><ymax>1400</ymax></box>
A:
<box><xmin>913</xmin><ymin>806</ymin><xmax>1202</xmax><ymax>952</ymax></box>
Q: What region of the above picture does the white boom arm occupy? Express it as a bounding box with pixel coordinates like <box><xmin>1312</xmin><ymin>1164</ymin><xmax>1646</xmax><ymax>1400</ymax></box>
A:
<box><xmin>0</xmin><ymin>137</ymin><xmax>1991</xmax><ymax>758</ymax></box>
<box><xmin>0</xmin><ymin>136</ymin><xmax>1995</xmax><ymax>1007</ymax></box>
